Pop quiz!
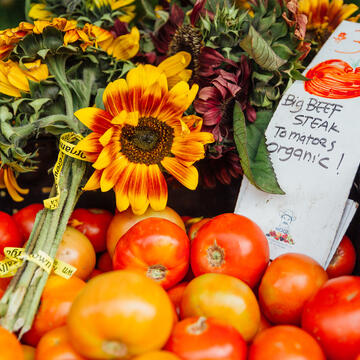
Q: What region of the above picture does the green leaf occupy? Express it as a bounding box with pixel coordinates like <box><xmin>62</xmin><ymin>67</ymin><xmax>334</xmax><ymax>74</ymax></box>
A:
<box><xmin>141</xmin><ymin>0</ymin><xmax>157</xmax><ymax>20</ymax></box>
<box><xmin>233</xmin><ymin>103</ymin><xmax>284</xmax><ymax>194</ymax></box>
<box><xmin>95</xmin><ymin>88</ymin><xmax>105</xmax><ymax>110</ymax></box>
<box><xmin>239</xmin><ymin>25</ymin><xmax>286</xmax><ymax>71</ymax></box>
<box><xmin>289</xmin><ymin>69</ymin><xmax>308</xmax><ymax>81</ymax></box>
<box><xmin>28</xmin><ymin>98</ymin><xmax>51</xmax><ymax>113</ymax></box>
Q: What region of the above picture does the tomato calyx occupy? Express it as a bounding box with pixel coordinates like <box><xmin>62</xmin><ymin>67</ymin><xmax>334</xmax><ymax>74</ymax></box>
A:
<box><xmin>186</xmin><ymin>317</ymin><xmax>208</xmax><ymax>335</ymax></box>
<box><xmin>102</xmin><ymin>340</ymin><xmax>128</xmax><ymax>357</ymax></box>
<box><xmin>147</xmin><ymin>264</ymin><xmax>168</xmax><ymax>281</ymax></box>
<box><xmin>207</xmin><ymin>240</ymin><xmax>225</xmax><ymax>267</ymax></box>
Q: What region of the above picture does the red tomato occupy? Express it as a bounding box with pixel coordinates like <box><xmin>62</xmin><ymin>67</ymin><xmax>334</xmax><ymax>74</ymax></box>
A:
<box><xmin>301</xmin><ymin>276</ymin><xmax>360</xmax><ymax>360</ymax></box>
<box><xmin>326</xmin><ymin>235</ymin><xmax>356</xmax><ymax>278</ymax></box>
<box><xmin>0</xmin><ymin>211</ymin><xmax>23</xmax><ymax>255</ymax></box>
<box><xmin>191</xmin><ymin>213</ymin><xmax>269</xmax><ymax>288</ymax></box>
<box><xmin>69</xmin><ymin>208</ymin><xmax>113</xmax><ymax>253</ymax></box>
<box><xmin>88</xmin><ymin>269</ymin><xmax>104</xmax><ymax>279</ymax></box>
<box><xmin>167</xmin><ymin>282</ymin><xmax>188</xmax><ymax>316</ymax></box>
<box><xmin>113</xmin><ymin>218</ymin><xmax>190</xmax><ymax>289</ymax></box>
<box><xmin>165</xmin><ymin>317</ymin><xmax>247</xmax><ymax>360</ymax></box>
<box><xmin>12</xmin><ymin>204</ymin><xmax>43</xmax><ymax>242</ymax></box>
<box><xmin>97</xmin><ymin>252</ymin><xmax>113</xmax><ymax>272</ymax></box>
<box><xmin>258</xmin><ymin>253</ymin><xmax>328</xmax><ymax>325</ymax></box>
<box><xmin>248</xmin><ymin>325</ymin><xmax>325</xmax><ymax>360</ymax></box>
<box><xmin>107</xmin><ymin>207</ymin><xmax>185</xmax><ymax>257</ymax></box>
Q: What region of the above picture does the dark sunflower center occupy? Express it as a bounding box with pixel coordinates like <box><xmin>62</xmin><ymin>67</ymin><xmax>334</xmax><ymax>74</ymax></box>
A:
<box><xmin>120</xmin><ymin>117</ymin><xmax>174</xmax><ymax>165</ymax></box>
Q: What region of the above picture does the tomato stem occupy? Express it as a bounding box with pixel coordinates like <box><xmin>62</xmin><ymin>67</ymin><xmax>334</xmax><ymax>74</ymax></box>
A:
<box><xmin>147</xmin><ymin>264</ymin><xmax>167</xmax><ymax>281</ymax></box>
<box><xmin>187</xmin><ymin>316</ymin><xmax>208</xmax><ymax>335</ymax></box>
<box><xmin>207</xmin><ymin>240</ymin><xmax>225</xmax><ymax>267</ymax></box>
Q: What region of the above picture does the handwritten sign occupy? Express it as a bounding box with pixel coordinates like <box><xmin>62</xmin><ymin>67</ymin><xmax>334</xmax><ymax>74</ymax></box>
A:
<box><xmin>235</xmin><ymin>21</ymin><xmax>360</xmax><ymax>267</ymax></box>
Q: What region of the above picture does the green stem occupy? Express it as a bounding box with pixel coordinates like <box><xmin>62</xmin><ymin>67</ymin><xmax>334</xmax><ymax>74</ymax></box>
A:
<box><xmin>19</xmin><ymin>158</ymin><xmax>86</xmax><ymax>337</ymax></box>
<box><xmin>46</xmin><ymin>56</ymin><xmax>77</xmax><ymax>131</ymax></box>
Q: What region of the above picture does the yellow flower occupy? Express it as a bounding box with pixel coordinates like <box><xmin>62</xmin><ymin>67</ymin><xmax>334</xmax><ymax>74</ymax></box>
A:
<box><xmin>0</xmin><ymin>22</ymin><xmax>34</xmax><ymax>60</ymax></box>
<box><xmin>89</xmin><ymin>25</ymin><xmax>140</xmax><ymax>60</ymax></box>
<box><xmin>0</xmin><ymin>59</ymin><xmax>49</xmax><ymax>97</ymax></box>
<box><xmin>299</xmin><ymin>0</ymin><xmax>359</xmax><ymax>33</ymax></box>
<box><xmin>86</xmin><ymin>0</ymin><xmax>135</xmax><ymax>22</ymax></box>
<box><xmin>0</xmin><ymin>163</ymin><xmax>29</xmax><ymax>202</ymax></box>
<box><xmin>158</xmin><ymin>52</ymin><xmax>192</xmax><ymax>89</ymax></box>
<box><xmin>75</xmin><ymin>64</ymin><xmax>214</xmax><ymax>215</ymax></box>
<box><xmin>28</xmin><ymin>3</ymin><xmax>53</xmax><ymax>21</ymax></box>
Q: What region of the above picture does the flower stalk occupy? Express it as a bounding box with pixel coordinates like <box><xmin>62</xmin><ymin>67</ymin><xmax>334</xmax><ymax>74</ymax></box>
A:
<box><xmin>0</xmin><ymin>156</ymin><xmax>87</xmax><ymax>335</ymax></box>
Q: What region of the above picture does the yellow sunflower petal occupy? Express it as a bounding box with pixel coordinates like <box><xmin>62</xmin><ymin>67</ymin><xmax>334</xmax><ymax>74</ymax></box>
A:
<box><xmin>111</xmin><ymin>110</ymin><xmax>139</xmax><ymax>126</ymax></box>
<box><xmin>158</xmin><ymin>51</ymin><xmax>191</xmax><ymax>78</ymax></box>
<box><xmin>105</xmin><ymin>27</ymin><xmax>139</xmax><ymax>61</ymax></box>
<box><xmin>103</xmin><ymin>78</ymin><xmax>129</xmax><ymax>116</ymax></box>
<box><xmin>171</xmin><ymin>139</ymin><xmax>206</xmax><ymax>162</ymax></box>
<box><xmin>100</xmin><ymin>155</ymin><xmax>128</xmax><ymax>192</ymax></box>
<box><xmin>75</xmin><ymin>133</ymin><xmax>102</xmax><ymax>153</ymax></box>
<box><xmin>99</xmin><ymin>127</ymin><xmax>115</xmax><ymax>147</ymax></box>
<box><xmin>7</xmin><ymin>63</ymin><xmax>29</xmax><ymax>92</ymax></box>
<box><xmin>83</xmin><ymin>170</ymin><xmax>102</xmax><ymax>191</ymax></box>
<box><xmin>147</xmin><ymin>164</ymin><xmax>168</xmax><ymax>211</ymax></box>
<box><xmin>114</xmin><ymin>162</ymin><xmax>136</xmax><ymax>212</ymax></box>
<box><xmin>93</xmin><ymin>142</ymin><xmax>119</xmax><ymax>170</ymax></box>
<box><xmin>74</xmin><ymin>107</ymin><xmax>113</xmax><ymax>132</ymax></box>
<box><xmin>28</xmin><ymin>4</ymin><xmax>53</xmax><ymax>21</ymax></box>
<box><xmin>161</xmin><ymin>157</ymin><xmax>198</xmax><ymax>190</ymax></box>
<box><xmin>128</xmin><ymin>163</ymin><xmax>149</xmax><ymax>215</ymax></box>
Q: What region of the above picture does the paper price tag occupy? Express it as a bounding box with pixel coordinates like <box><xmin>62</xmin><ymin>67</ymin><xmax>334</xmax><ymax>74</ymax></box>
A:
<box><xmin>235</xmin><ymin>21</ymin><xmax>360</xmax><ymax>267</ymax></box>
<box><xmin>53</xmin><ymin>259</ymin><xmax>77</xmax><ymax>279</ymax></box>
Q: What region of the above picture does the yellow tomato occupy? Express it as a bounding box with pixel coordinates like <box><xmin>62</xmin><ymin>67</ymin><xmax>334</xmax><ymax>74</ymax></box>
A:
<box><xmin>180</xmin><ymin>273</ymin><xmax>260</xmax><ymax>341</ymax></box>
<box><xmin>67</xmin><ymin>270</ymin><xmax>175</xmax><ymax>359</ymax></box>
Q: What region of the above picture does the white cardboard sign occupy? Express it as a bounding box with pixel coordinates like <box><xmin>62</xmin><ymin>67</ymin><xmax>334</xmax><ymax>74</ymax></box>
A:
<box><xmin>235</xmin><ymin>21</ymin><xmax>360</xmax><ymax>267</ymax></box>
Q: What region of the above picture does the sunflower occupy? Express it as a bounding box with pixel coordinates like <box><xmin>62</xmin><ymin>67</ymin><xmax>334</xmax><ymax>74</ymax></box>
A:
<box><xmin>75</xmin><ymin>63</ymin><xmax>214</xmax><ymax>215</ymax></box>
<box><xmin>86</xmin><ymin>0</ymin><xmax>136</xmax><ymax>22</ymax></box>
<box><xmin>298</xmin><ymin>0</ymin><xmax>359</xmax><ymax>42</ymax></box>
<box><xmin>28</xmin><ymin>3</ymin><xmax>53</xmax><ymax>21</ymax></box>
<box><xmin>0</xmin><ymin>59</ymin><xmax>49</xmax><ymax>97</ymax></box>
<box><xmin>0</xmin><ymin>163</ymin><xmax>29</xmax><ymax>202</ymax></box>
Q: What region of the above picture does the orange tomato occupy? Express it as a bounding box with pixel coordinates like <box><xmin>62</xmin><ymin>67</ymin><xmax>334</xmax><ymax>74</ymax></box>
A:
<box><xmin>167</xmin><ymin>282</ymin><xmax>188</xmax><ymax>316</ymax></box>
<box><xmin>258</xmin><ymin>253</ymin><xmax>328</xmax><ymax>325</ymax></box>
<box><xmin>248</xmin><ymin>325</ymin><xmax>325</xmax><ymax>360</ymax></box>
<box><xmin>22</xmin><ymin>345</ymin><xmax>35</xmax><ymax>360</ymax></box>
<box><xmin>0</xmin><ymin>325</ymin><xmax>24</xmax><ymax>359</ymax></box>
<box><xmin>35</xmin><ymin>326</ymin><xmax>87</xmax><ymax>360</ymax></box>
<box><xmin>56</xmin><ymin>226</ymin><xmax>96</xmax><ymax>280</ymax></box>
<box><xmin>67</xmin><ymin>270</ymin><xmax>175</xmax><ymax>359</ymax></box>
<box><xmin>180</xmin><ymin>273</ymin><xmax>260</xmax><ymax>342</ymax></box>
<box><xmin>131</xmin><ymin>351</ymin><xmax>181</xmax><ymax>360</ymax></box>
<box><xmin>97</xmin><ymin>252</ymin><xmax>113</xmax><ymax>272</ymax></box>
<box><xmin>255</xmin><ymin>313</ymin><xmax>272</xmax><ymax>338</ymax></box>
<box><xmin>113</xmin><ymin>218</ymin><xmax>190</xmax><ymax>289</ymax></box>
<box><xmin>165</xmin><ymin>317</ymin><xmax>247</xmax><ymax>360</ymax></box>
<box><xmin>22</xmin><ymin>275</ymin><xmax>86</xmax><ymax>346</ymax></box>
<box><xmin>106</xmin><ymin>207</ymin><xmax>185</xmax><ymax>257</ymax></box>
<box><xmin>326</xmin><ymin>235</ymin><xmax>356</xmax><ymax>278</ymax></box>
<box><xmin>191</xmin><ymin>214</ymin><xmax>269</xmax><ymax>288</ymax></box>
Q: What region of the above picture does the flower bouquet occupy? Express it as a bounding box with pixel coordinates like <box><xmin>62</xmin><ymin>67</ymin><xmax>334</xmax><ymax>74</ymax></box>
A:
<box><xmin>0</xmin><ymin>0</ymin><xmax>359</xmax><ymax>341</ymax></box>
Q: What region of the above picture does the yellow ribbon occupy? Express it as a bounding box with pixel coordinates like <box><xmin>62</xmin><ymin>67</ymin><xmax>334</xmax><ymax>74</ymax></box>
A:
<box><xmin>44</xmin><ymin>132</ymin><xmax>89</xmax><ymax>210</ymax></box>
<box><xmin>0</xmin><ymin>247</ymin><xmax>77</xmax><ymax>279</ymax></box>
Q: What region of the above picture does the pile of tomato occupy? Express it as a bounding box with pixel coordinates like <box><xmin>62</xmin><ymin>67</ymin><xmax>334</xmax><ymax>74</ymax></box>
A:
<box><xmin>0</xmin><ymin>204</ymin><xmax>359</xmax><ymax>360</ymax></box>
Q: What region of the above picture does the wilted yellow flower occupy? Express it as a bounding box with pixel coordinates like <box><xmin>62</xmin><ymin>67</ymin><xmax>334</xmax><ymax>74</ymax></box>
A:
<box><xmin>86</xmin><ymin>0</ymin><xmax>135</xmax><ymax>22</ymax></box>
<box><xmin>90</xmin><ymin>25</ymin><xmax>140</xmax><ymax>60</ymax></box>
<box><xmin>299</xmin><ymin>0</ymin><xmax>359</xmax><ymax>34</ymax></box>
<box><xmin>0</xmin><ymin>163</ymin><xmax>29</xmax><ymax>202</ymax></box>
<box><xmin>28</xmin><ymin>3</ymin><xmax>53</xmax><ymax>20</ymax></box>
<box><xmin>0</xmin><ymin>22</ymin><xmax>34</xmax><ymax>59</ymax></box>
<box><xmin>0</xmin><ymin>59</ymin><xmax>49</xmax><ymax>97</ymax></box>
